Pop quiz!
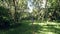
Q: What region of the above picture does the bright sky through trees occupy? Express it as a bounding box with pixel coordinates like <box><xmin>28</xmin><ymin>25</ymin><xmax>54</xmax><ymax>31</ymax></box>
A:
<box><xmin>41</xmin><ymin>0</ymin><xmax>46</xmax><ymax>8</ymax></box>
<box><xmin>27</xmin><ymin>0</ymin><xmax>34</xmax><ymax>13</ymax></box>
<box><xmin>27</xmin><ymin>0</ymin><xmax>46</xmax><ymax>13</ymax></box>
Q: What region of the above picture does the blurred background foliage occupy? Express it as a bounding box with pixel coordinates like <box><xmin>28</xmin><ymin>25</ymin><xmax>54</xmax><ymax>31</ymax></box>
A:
<box><xmin>0</xmin><ymin>0</ymin><xmax>60</xmax><ymax>34</ymax></box>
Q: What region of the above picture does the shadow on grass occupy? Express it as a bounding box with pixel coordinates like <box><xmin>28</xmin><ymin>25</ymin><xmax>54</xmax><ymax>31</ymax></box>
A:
<box><xmin>0</xmin><ymin>20</ymin><xmax>43</xmax><ymax>34</ymax></box>
<box><xmin>6</xmin><ymin>24</ymin><xmax>43</xmax><ymax>34</ymax></box>
<box><xmin>56</xmin><ymin>20</ymin><xmax>60</xmax><ymax>23</ymax></box>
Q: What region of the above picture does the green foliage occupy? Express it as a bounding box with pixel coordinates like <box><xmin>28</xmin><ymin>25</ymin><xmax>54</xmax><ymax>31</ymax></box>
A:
<box><xmin>0</xmin><ymin>6</ymin><xmax>9</xmax><ymax>16</ymax></box>
<box><xmin>0</xmin><ymin>6</ymin><xmax>10</xmax><ymax>29</ymax></box>
<box><xmin>0</xmin><ymin>0</ymin><xmax>60</xmax><ymax>34</ymax></box>
<box><xmin>47</xmin><ymin>0</ymin><xmax>58</xmax><ymax>8</ymax></box>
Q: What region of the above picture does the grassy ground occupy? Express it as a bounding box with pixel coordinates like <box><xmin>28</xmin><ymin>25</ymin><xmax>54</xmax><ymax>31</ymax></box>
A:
<box><xmin>0</xmin><ymin>20</ymin><xmax>60</xmax><ymax>34</ymax></box>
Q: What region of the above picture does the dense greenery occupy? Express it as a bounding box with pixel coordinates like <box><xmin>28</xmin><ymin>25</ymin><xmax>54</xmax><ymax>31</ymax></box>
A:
<box><xmin>0</xmin><ymin>0</ymin><xmax>60</xmax><ymax>34</ymax></box>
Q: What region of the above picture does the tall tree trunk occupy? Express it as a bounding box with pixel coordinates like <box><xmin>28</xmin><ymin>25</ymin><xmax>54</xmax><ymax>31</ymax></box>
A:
<box><xmin>44</xmin><ymin>0</ymin><xmax>48</xmax><ymax>21</ymax></box>
<box><xmin>13</xmin><ymin>0</ymin><xmax>18</xmax><ymax>23</ymax></box>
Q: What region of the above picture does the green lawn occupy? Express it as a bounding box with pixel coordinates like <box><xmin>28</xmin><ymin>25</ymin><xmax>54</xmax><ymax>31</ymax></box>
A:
<box><xmin>0</xmin><ymin>20</ymin><xmax>60</xmax><ymax>34</ymax></box>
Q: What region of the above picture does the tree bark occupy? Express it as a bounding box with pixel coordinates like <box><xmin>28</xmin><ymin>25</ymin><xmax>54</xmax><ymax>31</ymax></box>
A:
<box><xmin>13</xmin><ymin>0</ymin><xmax>18</xmax><ymax>23</ymax></box>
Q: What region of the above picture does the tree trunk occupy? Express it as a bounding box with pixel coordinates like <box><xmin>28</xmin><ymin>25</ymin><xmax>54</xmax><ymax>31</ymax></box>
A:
<box><xmin>13</xmin><ymin>0</ymin><xmax>18</xmax><ymax>23</ymax></box>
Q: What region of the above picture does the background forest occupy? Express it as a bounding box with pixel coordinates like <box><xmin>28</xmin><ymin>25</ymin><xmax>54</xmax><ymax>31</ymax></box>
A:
<box><xmin>0</xmin><ymin>0</ymin><xmax>60</xmax><ymax>34</ymax></box>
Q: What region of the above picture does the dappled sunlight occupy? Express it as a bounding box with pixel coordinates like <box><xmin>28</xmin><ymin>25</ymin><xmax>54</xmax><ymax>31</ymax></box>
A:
<box><xmin>43</xmin><ymin>32</ymin><xmax>56</xmax><ymax>34</ymax></box>
<box><xmin>54</xmin><ymin>25</ymin><xmax>60</xmax><ymax>29</ymax></box>
<box><xmin>28</xmin><ymin>21</ymin><xmax>60</xmax><ymax>34</ymax></box>
<box><xmin>35</xmin><ymin>28</ymin><xmax>56</xmax><ymax>34</ymax></box>
<box><xmin>0</xmin><ymin>20</ymin><xmax>60</xmax><ymax>34</ymax></box>
<box><xmin>0</xmin><ymin>0</ymin><xmax>60</xmax><ymax>34</ymax></box>
<box><xmin>29</xmin><ymin>22</ymin><xmax>60</xmax><ymax>26</ymax></box>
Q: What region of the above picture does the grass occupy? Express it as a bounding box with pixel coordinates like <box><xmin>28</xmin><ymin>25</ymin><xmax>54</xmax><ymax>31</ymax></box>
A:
<box><xmin>0</xmin><ymin>20</ymin><xmax>60</xmax><ymax>34</ymax></box>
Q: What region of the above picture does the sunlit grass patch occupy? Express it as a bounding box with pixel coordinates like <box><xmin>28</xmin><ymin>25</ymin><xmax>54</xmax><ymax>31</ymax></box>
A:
<box><xmin>43</xmin><ymin>32</ymin><xmax>56</xmax><ymax>34</ymax></box>
<box><xmin>36</xmin><ymin>30</ymin><xmax>56</xmax><ymax>34</ymax></box>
